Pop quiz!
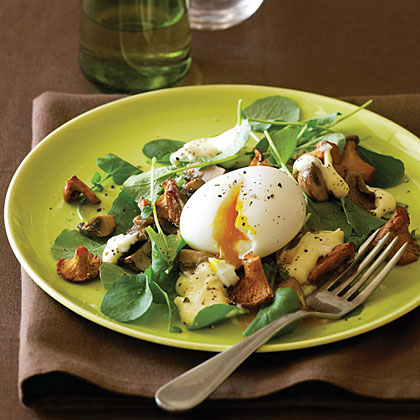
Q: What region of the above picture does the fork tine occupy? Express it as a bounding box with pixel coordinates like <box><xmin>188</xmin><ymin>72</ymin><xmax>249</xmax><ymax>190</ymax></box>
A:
<box><xmin>333</xmin><ymin>231</ymin><xmax>391</xmax><ymax>295</ymax></box>
<box><xmin>353</xmin><ymin>232</ymin><xmax>391</xmax><ymax>273</ymax></box>
<box><xmin>315</xmin><ymin>229</ymin><xmax>382</xmax><ymax>294</ymax></box>
<box><xmin>350</xmin><ymin>242</ymin><xmax>408</xmax><ymax>307</ymax></box>
<box><xmin>340</xmin><ymin>236</ymin><xmax>399</xmax><ymax>299</ymax></box>
<box><xmin>354</xmin><ymin>228</ymin><xmax>382</xmax><ymax>260</ymax></box>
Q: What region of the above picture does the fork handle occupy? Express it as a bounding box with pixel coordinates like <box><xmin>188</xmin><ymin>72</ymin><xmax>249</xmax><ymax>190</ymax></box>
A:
<box><xmin>155</xmin><ymin>309</ymin><xmax>312</xmax><ymax>412</ymax></box>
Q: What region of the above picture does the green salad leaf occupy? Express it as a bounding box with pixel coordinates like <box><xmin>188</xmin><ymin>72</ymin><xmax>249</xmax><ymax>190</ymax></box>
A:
<box><xmin>123</xmin><ymin>166</ymin><xmax>176</xmax><ymax>202</ymax></box>
<box><xmin>146</xmin><ymin>227</ymin><xmax>185</xmax><ymax>267</ymax></box>
<box><xmin>305</xmin><ymin>197</ymin><xmax>385</xmax><ymax>247</ymax></box>
<box><xmin>305</xmin><ymin>199</ymin><xmax>353</xmax><ymax>240</ymax></box>
<box><xmin>305</xmin><ymin>112</ymin><xmax>341</xmax><ymax>128</ymax></box>
<box><xmin>170</xmin><ymin>119</ymin><xmax>252</xmax><ymax>165</ymax></box>
<box><xmin>295</xmin><ymin>132</ymin><xmax>347</xmax><ymax>157</ymax></box>
<box><xmin>108</xmin><ymin>189</ymin><xmax>140</xmax><ymax>235</ymax></box>
<box><xmin>319</xmin><ymin>132</ymin><xmax>347</xmax><ymax>154</ymax></box>
<box><xmin>340</xmin><ymin>197</ymin><xmax>386</xmax><ymax>247</ymax></box>
<box><xmin>189</xmin><ymin>304</ymin><xmax>248</xmax><ymax>330</ymax></box>
<box><xmin>148</xmin><ymin>243</ymin><xmax>181</xmax><ymax>293</ymax></box>
<box><xmin>91</xmin><ymin>171</ymin><xmax>104</xmax><ymax>192</ymax></box>
<box><xmin>97</xmin><ymin>153</ymin><xmax>142</xmax><ymax>185</ymax></box>
<box><xmin>268</xmin><ymin>127</ymin><xmax>299</xmax><ymax>164</ymax></box>
<box><xmin>168</xmin><ymin>100</ymin><xmax>252</xmax><ymax>165</ymax></box>
<box><xmin>100</xmin><ymin>273</ymin><xmax>153</xmax><ymax>322</ymax></box>
<box><xmin>147</xmin><ymin>275</ymin><xmax>182</xmax><ymax>333</ymax></box>
<box><xmin>201</xmin><ymin>118</ymin><xmax>251</xmax><ymax>162</ymax></box>
<box><xmin>142</xmin><ymin>139</ymin><xmax>185</xmax><ymax>164</ymax></box>
<box><xmin>51</xmin><ymin>229</ymin><xmax>106</xmax><ymax>259</ymax></box>
<box><xmin>243</xmin><ymin>288</ymin><xmax>299</xmax><ymax>337</ymax></box>
<box><xmin>243</xmin><ymin>96</ymin><xmax>300</xmax><ymax>132</ymax></box>
<box><xmin>357</xmin><ymin>145</ymin><xmax>405</xmax><ymax>188</ymax></box>
<box><xmin>100</xmin><ymin>262</ymin><xmax>133</xmax><ymax>290</ymax></box>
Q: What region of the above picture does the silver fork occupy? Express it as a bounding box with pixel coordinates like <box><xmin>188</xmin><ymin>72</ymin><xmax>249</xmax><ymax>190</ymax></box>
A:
<box><xmin>155</xmin><ymin>230</ymin><xmax>408</xmax><ymax>412</ymax></box>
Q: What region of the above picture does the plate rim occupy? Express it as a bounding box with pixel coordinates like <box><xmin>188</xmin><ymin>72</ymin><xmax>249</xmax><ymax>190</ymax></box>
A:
<box><xmin>5</xmin><ymin>83</ymin><xmax>420</xmax><ymax>352</ymax></box>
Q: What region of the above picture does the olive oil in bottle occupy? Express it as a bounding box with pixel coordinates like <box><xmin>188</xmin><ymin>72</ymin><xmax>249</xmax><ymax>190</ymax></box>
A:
<box><xmin>79</xmin><ymin>0</ymin><xmax>191</xmax><ymax>93</ymax></box>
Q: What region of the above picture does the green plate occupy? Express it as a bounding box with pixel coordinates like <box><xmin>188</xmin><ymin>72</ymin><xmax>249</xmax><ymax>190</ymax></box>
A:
<box><xmin>5</xmin><ymin>85</ymin><xmax>420</xmax><ymax>352</ymax></box>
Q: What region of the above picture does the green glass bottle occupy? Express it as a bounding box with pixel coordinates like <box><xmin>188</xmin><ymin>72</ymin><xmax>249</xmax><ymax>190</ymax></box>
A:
<box><xmin>79</xmin><ymin>0</ymin><xmax>191</xmax><ymax>93</ymax></box>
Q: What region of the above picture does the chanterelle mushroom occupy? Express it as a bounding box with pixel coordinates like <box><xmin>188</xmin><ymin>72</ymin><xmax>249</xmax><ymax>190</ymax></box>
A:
<box><xmin>78</xmin><ymin>215</ymin><xmax>116</xmax><ymax>238</ymax></box>
<box><xmin>56</xmin><ymin>246</ymin><xmax>101</xmax><ymax>282</ymax></box>
<box><xmin>63</xmin><ymin>175</ymin><xmax>101</xmax><ymax>204</ymax></box>
<box><xmin>155</xmin><ymin>179</ymin><xmax>183</xmax><ymax>233</ymax></box>
<box><xmin>228</xmin><ymin>252</ymin><xmax>274</xmax><ymax>308</ymax></box>
<box><xmin>370</xmin><ymin>206</ymin><xmax>420</xmax><ymax>265</ymax></box>
<box><xmin>339</xmin><ymin>136</ymin><xmax>376</xmax><ymax>184</ymax></box>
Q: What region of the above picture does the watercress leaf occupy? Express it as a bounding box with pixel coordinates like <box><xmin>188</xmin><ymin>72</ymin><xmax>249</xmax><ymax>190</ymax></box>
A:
<box><xmin>99</xmin><ymin>262</ymin><xmax>134</xmax><ymax>290</ymax></box>
<box><xmin>148</xmin><ymin>243</ymin><xmax>170</xmax><ymax>285</ymax></box>
<box><xmin>356</xmin><ymin>146</ymin><xmax>405</xmax><ymax>188</ymax></box>
<box><xmin>108</xmin><ymin>189</ymin><xmax>140</xmax><ymax>235</ymax></box>
<box><xmin>243</xmin><ymin>96</ymin><xmax>300</xmax><ymax>132</ymax></box>
<box><xmin>143</xmin><ymin>139</ymin><xmax>185</xmax><ymax>163</ymax></box>
<box><xmin>169</xmin><ymin>117</ymin><xmax>251</xmax><ymax>165</ymax></box>
<box><xmin>295</xmin><ymin>132</ymin><xmax>346</xmax><ymax>156</ymax></box>
<box><xmin>100</xmin><ymin>273</ymin><xmax>153</xmax><ymax>322</ymax></box>
<box><xmin>321</xmin><ymin>133</ymin><xmax>347</xmax><ymax>155</ymax></box>
<box><xmin>91</xmin><ymin>170</ymin><xmax>104</xmax><ymax>191</ymax></box>
<box><xmin>91</xmin><ymin>171</ymin><xmax>102</xmax><ymax>184</ymax></box>
<box><xmin>306</xmin><ymin>197</ymin><xmax>385</xmax><ymax>247</ymax></box>
<box><xmin>262</xmin><ymin>262</ymin><xmax>277</xmax><ymax>289</ymax></box>
<box><xmin>146</xmin><ymin>227</ymin><xmax>186</xmax><ymax>267</ymax></box>
<box><xmin>243</xmin><ymin>288</ymin><xmax>299</xmax><ymax>337</ymax></box>
<box><xmin>94</xmin><ymin>184</ymin><xmax>104</xmax><ymax>192</ymax></box>
<box><xmin>51</xmin><ymin>229</ymin><xmax>106</xmax><ymax>259</ymax></box>
<box><xmin>97</xmin><ymin>153</ymin><xmax>142</xmax><ymax>185</ymax></box>
<box><xmin>255</xmin><ymin>136</ymin><xmax>269</xmax><ymax>153</ymax></box>
<box><xmin>141</xmin><ymin>205</ymin><xmax>153</xmax><ymax>219</ymax></box>
<box><xmin>304</xmin><ymin>199</ymin><xmax>353</xmax><ymax>241</ymax></box>
<box><xmin>218</xmin><ymin>152</ymin><xmax>254</xmax><ymax>170</ymax></box>
<box><xmin>295</xmin><ymin>126</ymin><xmax>323</xmax><ymax>147</ymax></box>
<box><xmin>145</xmin><ymin>231</ymin><xmax>185</xmax><ymax>293</ymax></box>
<box><xmin>147</xmin><ymin>275</ymin><xmax>182</xmax><ymax>333</ymax></box>
<box><xmin>269</xmin><ymin>127</ymin><xmax>299</xmax><ymax>163</ymax></box>
<box><xmin>347</xmin><ymin>231</ymin><xmax>370</xmax><ymax>249</ymax></box>
<box><xmin>123</xmin><ymin>166</ymin><xmax>176</xmax><ymax>202</ymax></box>
<box><xmin>147</xmin><ymin>228</ymin><xmax>170</xmax><ymax>263</ymax></box>
<box><xmin>188</xmin><ymin>304</ymin><xmax>248</xmax><ymax>330</ymax></box>
<box><xmin>174</xmin><ymin>234</ymin><xmax>187</xmax><ymax>255</ymax></box>
<box><xmin>146</xmin><ymin>271</ymin><xmax>168</xmax><ymax>305</ymax></box>
<box><xmin>155</xmin><ymin>260</ymin><xmax>180</xmax><ymax>294</ymax></box>
<box><xmin>305</xmin><ymin>112</ymin><xmax>340</xmax><ymax>128</ymax></box>
<box><xmin>198</xmin><ymin>119</ymin><xmax>252</xmax><ymax>163</ymax></box>
<box><xmin>341</xmin><ymin>197</ymin><xmax>385</xmax><ymax>237</ymax></box>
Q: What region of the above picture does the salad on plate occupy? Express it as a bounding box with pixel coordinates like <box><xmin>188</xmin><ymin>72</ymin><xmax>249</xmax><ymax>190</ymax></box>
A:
<box><xmin>51</xmin><ymin>95</ymin><xmax>420</xmax><ymax>337</ymax></box>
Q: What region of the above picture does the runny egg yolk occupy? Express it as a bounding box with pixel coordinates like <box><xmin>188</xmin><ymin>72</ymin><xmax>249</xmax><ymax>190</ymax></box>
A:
<box><xmin>212</xmin><ymin>185</ymin><xmax>248</xmax><ymax>268</ymax></box>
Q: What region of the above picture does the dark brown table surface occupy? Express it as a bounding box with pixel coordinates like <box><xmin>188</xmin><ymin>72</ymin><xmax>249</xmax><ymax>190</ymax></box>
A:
<box><xmin>3</xmin><ymin>0</ymin><xmax>420</xmax><ymax>419</ymax></box>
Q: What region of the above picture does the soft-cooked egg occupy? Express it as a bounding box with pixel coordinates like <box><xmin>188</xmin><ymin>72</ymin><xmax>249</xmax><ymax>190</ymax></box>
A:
<box><xmin>180</xmin><ymin>166</ymin><xmax>306</xmax><ymax>267</ymax></box>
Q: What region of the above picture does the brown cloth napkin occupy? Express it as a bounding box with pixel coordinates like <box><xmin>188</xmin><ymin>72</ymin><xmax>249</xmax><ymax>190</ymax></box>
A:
<box><xmin>19</xmin><ymin>91</ymin><xmax>420</xmax><ymax>412</ymax></box>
